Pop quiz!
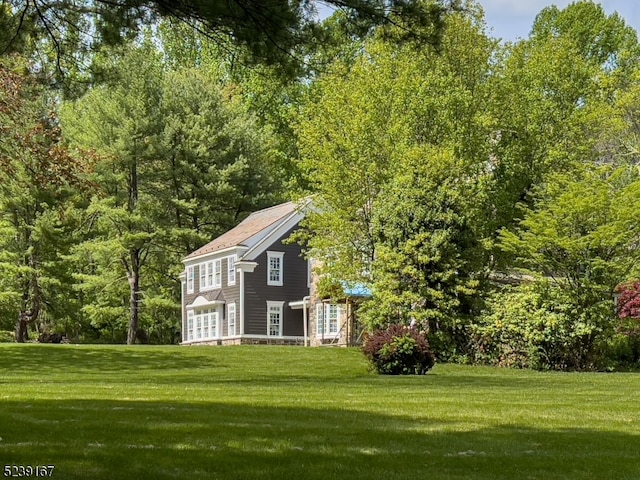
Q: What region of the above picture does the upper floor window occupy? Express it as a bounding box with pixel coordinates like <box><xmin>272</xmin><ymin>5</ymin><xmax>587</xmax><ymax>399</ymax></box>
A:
<box><xmin>214</xmin><ymin>259</ymin><xmax>222</xmax><ymax>288</ymax></box>
<box><xmin>228</xmin><ymin>255</ymin><xmax>236</xmax><ymax>286</ymax></box>
<box><xmin>186</xmin><ymin>266</ymin><xmax>194</xmax><ymax>294</ymax></box>
<box><xmin>200</xmin><ymin>259</ymin><xmax>222</xmax><ymax>291</ymax></box>
<box><xmin>267</xmin><ymin>251</ymin><xmax>284</xmax><ymax>286</ymax></box>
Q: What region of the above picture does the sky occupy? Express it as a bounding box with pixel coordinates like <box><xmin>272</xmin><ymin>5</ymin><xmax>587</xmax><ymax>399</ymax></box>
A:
<box><xmin>480</xmin><ymin>0</ymin><xmax>640</xmax><ymax>42</ymax></box>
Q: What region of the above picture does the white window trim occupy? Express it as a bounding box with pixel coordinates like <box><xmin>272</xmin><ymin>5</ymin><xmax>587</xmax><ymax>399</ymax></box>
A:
<box><xmin>186</xmin><ymin>266</ymin><xmax>195</xmax><ymax>294</ymax></box>
<box><xmin>227</xmin><ymin>302</ymin><xmax>237</xmax><ymax>336</ymax></box>
<box><xmin>227</xmin><ymin>255</ymin><xmax>237</xmax><ymax>286</ymax></box>
<box><xmin>199</xmin><ymin>259</ymin><xmax>222</xmax><ymax>291</ymax></box>
<box><xmin>267</xmin><ymin>300</ymin><xmax>284</xmax><ymax>337</ymax></box>
<box><xmin>267</xmin><ymin>251</ymin><xmax>284</xmax><ymax>287</ymax></box>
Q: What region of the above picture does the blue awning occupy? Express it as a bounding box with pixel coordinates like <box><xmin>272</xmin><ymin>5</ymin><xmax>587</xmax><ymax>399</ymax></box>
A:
<box><xmin>340</xmin><ymin>282</ymin><xmax>372</xmax><ymax>298</ymax></box>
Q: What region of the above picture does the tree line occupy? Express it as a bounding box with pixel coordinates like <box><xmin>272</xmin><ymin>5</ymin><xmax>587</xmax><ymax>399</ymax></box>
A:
<box><xmin>0</xmin><ymin>1</ymin><xmax>639</xmax><ymax>368</ymax></box>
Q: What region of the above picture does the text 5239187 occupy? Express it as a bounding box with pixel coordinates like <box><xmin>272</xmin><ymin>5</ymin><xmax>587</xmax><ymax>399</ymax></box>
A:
<box><xmin>3</xmin><ymin>466</ymin><xmax>55</xmax><ymax>477</ymax></box>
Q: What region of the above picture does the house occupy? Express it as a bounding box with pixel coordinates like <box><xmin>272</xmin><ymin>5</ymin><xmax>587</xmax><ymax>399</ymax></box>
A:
<box><xmin>180</xmin><ymin>200</ymin><xmax>368</xmax><ymax>346</ymax></box>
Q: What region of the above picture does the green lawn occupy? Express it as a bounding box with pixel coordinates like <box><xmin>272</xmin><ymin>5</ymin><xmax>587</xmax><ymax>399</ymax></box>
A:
<box><xmin>0</xmin><ymin>344</ymin><xmax>638</xmax><ymax>480</ymax></box>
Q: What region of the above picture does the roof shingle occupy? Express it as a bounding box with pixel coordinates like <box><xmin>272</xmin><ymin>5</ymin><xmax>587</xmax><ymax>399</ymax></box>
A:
<box><xmin>185</xmin><ymin>201</ymin><xmax>301</xmax><ymax>260</ymax></box>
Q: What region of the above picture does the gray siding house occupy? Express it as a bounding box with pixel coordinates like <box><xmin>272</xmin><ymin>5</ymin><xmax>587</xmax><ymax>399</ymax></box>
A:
<box><xmin>180</xmin><ymin>200</ymin><xmax>366</xmax><ymax>346</ymax></box>
<box><xmin>181</xmin><ymin>201</ymin><xmax>309</xmax><ymax>345</ymax></box>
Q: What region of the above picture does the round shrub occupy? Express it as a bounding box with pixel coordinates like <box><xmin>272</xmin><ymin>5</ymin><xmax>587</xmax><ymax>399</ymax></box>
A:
<box><xmin>362</xmin><ymin>324</ymin><xmax>435</xmax><ymax>375</ymax></box>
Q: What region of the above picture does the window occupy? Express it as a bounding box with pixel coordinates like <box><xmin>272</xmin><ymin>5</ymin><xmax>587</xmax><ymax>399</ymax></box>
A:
<box><xmin>187</xmin><ymin>311</ymin><xmax>194</xmax><ymax>341</ymax></box>
<box><xmin>316</xmin><ymin>303</ymin><xmax>324</xmax><ymax>335</ymax></box>
<box><xmin>327</xmin><ymin>304</ymin><xmax>339</xmax><ymax>335</ymax></box>
<box><xmin>202</xmin><ymin>310</ymin><xmax>210</xmax><ymax>338</ymax></box>
<box><xmin>227</xmin><ymin>255</ymin><xmax>236</xmax><ymax>286</ymax></box>
<box><xmin>206</xmin><ymin>261</ymin><xmax>214</xmax><ymax>288</ymax></box>
<box><xmin>186</xmin><ymin>266</ymin><xmax>194</xmax><ymax>294</ymax></box>
<box><xmin>227</xmin><ymin>303</ymin><xmax>236</xmax><ymax>336</ymax></box>
<box><xmin>316</xmin><ymin>303</ymin><xmax>341</xmax><ymax>337</ymax></box>
<box><xmin>214</xmin><ymin>259</ymin><xmax>222</xmax><ymax>288</ymax></box>
<box><xmin>267</xmin><ymin>251</ymin><xmax>284</xmax><ymax>286</ymax></box>
<box><xmin>195</xmin><ymin>312</ymin><xmax>203</xmax><ymax>339</ymax></box>
<box><xmin>210</xmin><ymin>311</ymin><xmax>219</xmax><ymax>338</ymax></box>
<box><xmin>199</xmin><ymin>263</ymin><xmax>207</xmax><ymax>291</ymax></box>
<box><xmin>199</xmin><ymin>259</ymin><xmax>222</xmax><ymax>290</ymax></box>
<box><xmin>267</xmin><ymin>301</ymin><xmax>284</xmax><ymax>337</ymax></box>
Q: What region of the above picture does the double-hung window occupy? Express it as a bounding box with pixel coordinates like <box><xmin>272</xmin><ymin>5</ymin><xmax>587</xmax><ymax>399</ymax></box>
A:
<box><xmin>214</xmin><ymin>259</ymin><xmax>222</xmax><ymax>288</ymax></box>
<box><xmin>199</xmin><ymin>263</ymin><xmax>208</xmax><ymax>291</ymax></box>
<box><xmin>227</xmin><ymin>255</ymin><xmax>236</xmax><ymax>286</ymax></box>
<box><xmin>267</xmin><ymin>251</ymin><xmax>284</xmax><ymax>286</ymax></box>
<box><xmin>267</xmin><ymin>301</ymin><xmax>284</xmax><ymax>337</ymax></box>
<box><xmin>201</xmin><ymin>310</ymin><xmax>210</xmax><ymax>338</ymax></box>
<box><xmin>210</xmin><ymin>310</ymin><xmax>219</xmax><ymax>338</ymax></box>
<box><xmin>195</xmin><ymin>312</ymin><xmax>203</xmax><ymax>339</ymax></box>
<box><xmin>227</xmin><ymin>303</ymin><xmax>236</xmax><ymax>336</ymax></box>
<box><xmin>187</xmin><ymin>311</ymin><xmax>194</xmax><ymax>341</ymax></box>
<box><xmin>186</xmin><ymin>266</ymin><xmax>194</xmax><ymax>294</ymax></box>
<box><xmin>200</xmin><ymin>259</ymin><xmax>222</xmax><ymax>290</ymax></box>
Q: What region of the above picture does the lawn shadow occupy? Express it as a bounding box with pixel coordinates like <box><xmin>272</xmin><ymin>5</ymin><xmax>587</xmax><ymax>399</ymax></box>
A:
<box><xmin>0</xmin><ymin>399</ymin><xmax>638</xmax><ymax>480</ymax></box>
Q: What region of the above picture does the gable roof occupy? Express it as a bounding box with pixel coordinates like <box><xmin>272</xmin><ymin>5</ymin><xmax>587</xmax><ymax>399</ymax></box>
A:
<box><xmin>185</xmin><ymin>200</ymin><xmax>304</xmax><ymax>261</ymax></box>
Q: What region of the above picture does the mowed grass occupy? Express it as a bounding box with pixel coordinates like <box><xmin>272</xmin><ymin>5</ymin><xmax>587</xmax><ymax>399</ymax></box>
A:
<box><xmin>0</xmin><ymin>345</ymin><xmax>639</xmax><ymax>480</ymax></box>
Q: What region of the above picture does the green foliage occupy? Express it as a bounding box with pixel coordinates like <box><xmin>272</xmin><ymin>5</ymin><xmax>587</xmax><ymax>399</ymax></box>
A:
<box><xmin>472</xmin><ymin>282</ymin><xmax>614</xmax><ymax>370</ymax></box>
<box><xmin>0</xmin><ymin>330</ymin><xmax>14</xmax><ymax>343</ymax></box>
<box><xmin>0</xmin><ymin>58</ymin><xmax>90</xmax><ymax>341</ymax></box>
<box><xmin>500</xmin><ymin>165</ymin><xmax>640</xmax><ymax>321</ymax></box>
<box><xmin>362</xmin><ymin>324</ymin><xmax>435</xmax><ymax>375</ymax></box>
<box><xmin>605</xmin><ymin>318</ymin><xmax>640</xmax><ymax>368</ymax></box>
<box><xmin>4</xmin><ymin>0</ymin><xmax>459</xmax><ymax>81</ymax></box>
<box><xmin>61</xmin><ymin>40</ymin><xmax>282</xmax><ymax>343</ymax></box>
<box><xmin>297</xmin><ymin>8</ymin><xmax>495</xmax><ymax>289</ymax></box>
<box><xmin>364</xmin><ymin>147</ymin><xmax>483</xmax><ymax>333</ymax></box>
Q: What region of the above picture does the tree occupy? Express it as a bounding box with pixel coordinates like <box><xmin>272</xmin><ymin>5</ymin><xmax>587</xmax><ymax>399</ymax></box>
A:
<box><xmin>296</xmin><ymin>6</ymin><xmax>495</xmax><ymax>285</ymax></box>
<box><xmin>2</xmin><ymin>0</ymin><xmax>461</xmax><ymax>76</ymax></box>
<box><xmin>61</xmin><ymin>40</ymin><xmax>281</xmax><ymax>343</ymax></box>
<box><xmin>365</xmin><ymin>147</ymin><xmax>483</xmax><ymax>356</ymax></box>
<box><xmin>499</xmin><ymin>165</ymin><xmax>640</xmax><ymax>324</ymax></box>
<box><xmin>617</xmin><ymin>281</ymin><xmax>640</xmax><ymax>319</ymax></box>
<box><xmin>0</xmin><ymin>58</ymin><xmax>90</xmax><ymax>341</ymax></box>
<box><xmin>484</xmin><ymin>1</ymin><xmax>640</xmax><ymax>251</ymax></box>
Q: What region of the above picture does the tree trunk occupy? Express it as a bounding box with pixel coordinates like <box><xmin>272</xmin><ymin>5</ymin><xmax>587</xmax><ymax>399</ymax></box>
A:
<box><xmin>15</xmin><ymin>253</ymin><xmax>41</xmax><ymax>343</ymax></box>
<box><xmin>126</xmin><ymin>249</ymin><xmax>141</xmax><ymax>345</ymax></box>
<box><xmin>15</xmin><ymin>313</ymin><xmax>28</xmax><ymax>343</ymax></box>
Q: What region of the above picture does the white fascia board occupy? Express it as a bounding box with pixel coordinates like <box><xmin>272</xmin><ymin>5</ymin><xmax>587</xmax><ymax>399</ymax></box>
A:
<box><xmin>242</xmin><ymin>210</ymin><xmax>304</xmax><ymax>261</ymax></box>
<box><xmin>184</xmin><ymin>245</ymin><xmax>249</xmax><ymax>266</ymax></box>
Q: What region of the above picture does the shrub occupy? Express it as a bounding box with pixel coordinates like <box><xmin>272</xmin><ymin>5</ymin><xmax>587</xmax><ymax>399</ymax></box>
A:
<box><xmin>362</xmin><ymin>324</ymin><xmax>435</xmax><ymax>375</ymax></box>
<box><xmin>616</xmin><ymin>280</ymin><xmax>640</xmax><ymax>319</ymax></box>
<box><xmin>0</xmin><ymin>330</ymin><xmax>14</xmax><ymax>343</ymax></box>
<box><xmin>471</xmin><ymin>282</ymin><xmax>614</xmax><ymax>370</ymax></box>
<box><xmin>605</xmin><ymin>319</ymin><xmax>640</xmax><ymax>369</ymax></box>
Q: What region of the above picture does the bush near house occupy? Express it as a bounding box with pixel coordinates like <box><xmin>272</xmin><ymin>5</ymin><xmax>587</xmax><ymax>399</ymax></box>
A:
<box><xmin>362</xmin><ymin>323</ymin><xmax>435</xmax><ymax>375</ymax></box>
